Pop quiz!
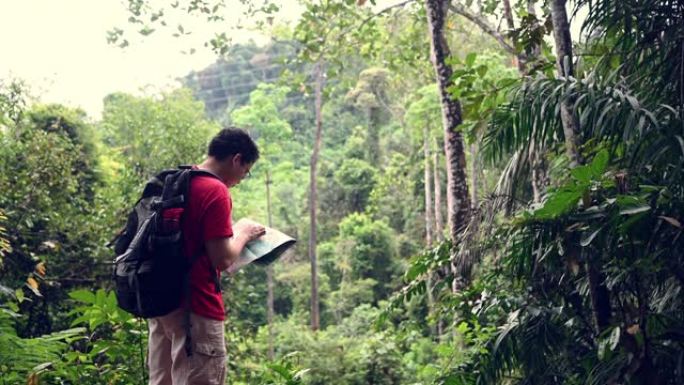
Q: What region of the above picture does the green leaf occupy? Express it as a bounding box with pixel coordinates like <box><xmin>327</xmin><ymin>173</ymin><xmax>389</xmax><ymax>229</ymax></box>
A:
<box><xmin>580</xmin><ymin>226</ymin><xmax>602</xmax><ymax>247</ymax></box>
<box><xmin>442</xmin><ymin>375</ymin><xmax>463</xmax><ymax>385</ymax></box>
<box><xmin>465</xmin><ymin>53</ymin><xmax>477</xmax><ymax>67</ymax></box>
<box><xmin>619</xmin><ymin>205</ymin><xmax>650</xmax><ymax>215</ymax></box>
<box><xmin>106</xmin><ymin>291</ymin><xmax>118</xmax><ymax>308</ymax></box>
<box><xmin>268</xmin><ymin>363</ymin><xmax>292</xmax><ymax>378</ymax></box>
<box><xmin>89</xmin><ymin>313</ymin><xmax>106</xmax><ymax>330</ymax></box>
<box><xmin>609</xmin><ymin>326</ymin><xmax>621</xmax><ymax>351</ymax></box>
<box><xmin>294</xmin><ymin>368</ymin><xmax>310</xmax><ymax>379</ymax></box>
<box><xmin>619</xmin><ymin>211</ymin><xmax>649</xmax><ymax>233</ymax></box>
<box><xmin>42</xmin><ymin>327</ymin><xmax>85</xmax><ymax>341</ymax></box>
<box><xmin>31</xmin><ymin>362</ymin><xmax>53</xmax><ymax>373</ymax></box>
<box><xmin>598</xmin><ymin>337</ymin><xmax>608</xmax><ymax>360</ymax></box>
<box><xmin>95</xmin><ymin>289</ymin><xmax>106</xmax><ymax>307</ymax></box>
<box><xmin>590</xmin><ymin>149</ymin><xmax>609</xmax><ymax>177</ymax></box>
<box><xmin>494</xmin><ymin>309</ymin><xmax>520</xmax><ymax>352</ymax></box>
<box><xmin>405</xmin><ymin>262</ymin><xmax>425</xmax><ymax>282</ymax></box>
<box><xmin>616</xmin><ymin>195</ymin><xmax>643</xmax><ymax>206</ymax></box>
<box><xmin>70</xmin><ymin>314</ymin><xmax>90</xmax><ymax>327</ymax></box>
<box><xmin>15</xmin><ymin>288</ymin><xmax>24</xmax><ymax>303</ymax></box>
<box><xmin>571</xmin><ymin>165</ymin><xmax>592</xmax><ymax>183</ymax></box>
<box><xmin>139</xmin><ymin>26</ymin><xmax>155</xmax><ymax>36</ymax></box>
<box><xmin>638</xmin><ymin>185</ymin><xmax>663</xmax><ymax>193</ymax></box>
<box><xmin>659</xmin><ymin>216</ymin><xmax>682</xmax><ymax>229</ymax></box>
<box><xmin>534</xmin><ymin>190</ymin><xmax>582</xmax><ymax>219</ymax></box>
<box><xmin>69</xmin><ymin>289</ymin><xmax>95</xmax><ymax>304</ymax></box>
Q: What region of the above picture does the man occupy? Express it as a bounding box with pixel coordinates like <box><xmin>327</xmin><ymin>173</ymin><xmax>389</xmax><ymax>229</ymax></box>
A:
<box><xmin>147</xmin><ymin>127</ymin><xmax>266</xmax><ymax>385</ymax></box>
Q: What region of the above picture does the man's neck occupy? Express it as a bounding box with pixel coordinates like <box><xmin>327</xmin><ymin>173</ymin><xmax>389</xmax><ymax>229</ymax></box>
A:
<box><xmin>198</xmin><ymin>158</ymin><xmax>226</xmax><ymax>183</ymax></box>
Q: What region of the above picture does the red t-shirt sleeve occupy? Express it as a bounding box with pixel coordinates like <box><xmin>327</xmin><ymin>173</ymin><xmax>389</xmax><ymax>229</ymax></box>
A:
<box><xmin>202</xmin><ymin>186</ymin><xmax>233</xmax><ymax>241</ymax></box>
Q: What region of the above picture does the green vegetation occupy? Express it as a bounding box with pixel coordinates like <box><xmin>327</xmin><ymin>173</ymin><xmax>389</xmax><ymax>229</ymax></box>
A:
<box><xmin>2</xmin><ymin>0</ymin><xmax>683</xmax><ymax>384</ymax></box>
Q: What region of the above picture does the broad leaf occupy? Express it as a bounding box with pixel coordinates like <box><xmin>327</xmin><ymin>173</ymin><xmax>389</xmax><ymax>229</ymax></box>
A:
<box><xmin>590</xmin><ymin>149</ymin><xmax>609</xmax><ymax>177</ymax></box>
<box><xmin>571</xmin><ymin>165</ymin><xmax>592</xmax><ymax>183</ymax></box>
<box><xmin>533</xmin><ymin>190</ymin><xmax>582</xmax><ymax>219</ymax></box>
<box><xmin>69</xmin><ymin>290</ymin><xmax>96</xmax><ymax>304</ymax></box>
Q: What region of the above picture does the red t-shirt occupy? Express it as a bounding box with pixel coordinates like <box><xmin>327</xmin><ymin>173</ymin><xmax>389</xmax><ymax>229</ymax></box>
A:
<box><xmin>182</xmin><ymin>172</ymin><xmax>233</xmax><ymax>320</ymax></box>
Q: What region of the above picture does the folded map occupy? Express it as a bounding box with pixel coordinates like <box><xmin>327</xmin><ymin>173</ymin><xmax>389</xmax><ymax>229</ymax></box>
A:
<box><xmin>227</xmin><ymin>218</ymin><xmax>296</xmax><ymax>274</ymax></box>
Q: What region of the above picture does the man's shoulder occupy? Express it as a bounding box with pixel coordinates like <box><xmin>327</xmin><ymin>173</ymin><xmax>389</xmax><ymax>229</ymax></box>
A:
<box><xmin>191</xmin><ymin>173</ymin><xmax>225</xmax><ymax>188</ymax></box>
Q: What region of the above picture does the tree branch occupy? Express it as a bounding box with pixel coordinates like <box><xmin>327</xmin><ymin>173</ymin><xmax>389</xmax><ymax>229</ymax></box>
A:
<box><xmin>448</xmin><ymin>2</ymin><xmax>517</xmax><ymax>55</ymax></box>
<box><xmin>501</xmin><ymin>0</ymin><xmax>516</xmax><ymax>30</ymax></box>
<box><xmin>356</xmin><ymin>0</ymin><xmax>417</xmax><ymax>31</ymax></box>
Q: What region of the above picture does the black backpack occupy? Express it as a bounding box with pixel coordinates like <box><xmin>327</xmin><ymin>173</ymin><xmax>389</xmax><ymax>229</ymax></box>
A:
<box><xmin>112</xmin><ymin>166</ymin><xmax>220</xmax><ymax>319</ymax></box>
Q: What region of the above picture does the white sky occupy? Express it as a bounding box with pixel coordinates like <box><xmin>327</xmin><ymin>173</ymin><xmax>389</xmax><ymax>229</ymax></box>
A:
<box><xmin>0</xmin><ymin>0</ymin><xmax>292</xmax><ymax>120</ymax></box>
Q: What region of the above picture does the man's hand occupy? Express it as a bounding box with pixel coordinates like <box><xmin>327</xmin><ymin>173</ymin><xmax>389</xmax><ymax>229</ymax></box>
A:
<box><xmin>233</xmin><ymin>219</ymin><xmax>266</xmax><ymax>243</ymax></box>
<box><xmin>206</xmin><ymin>219</ymin><xmax>265</xmax><ymax>271</ymax></box>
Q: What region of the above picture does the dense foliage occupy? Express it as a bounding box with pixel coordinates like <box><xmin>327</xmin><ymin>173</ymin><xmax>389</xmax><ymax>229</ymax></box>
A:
<box><xmin>2</xmin><ymin>0</ymin><xmax>683</xmax><ymax>384</ymax></box>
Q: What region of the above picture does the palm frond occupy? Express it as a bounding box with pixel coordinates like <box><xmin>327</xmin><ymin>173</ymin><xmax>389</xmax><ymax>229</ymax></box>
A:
<box><xmin>484</xmin><ymin>67</ymin><xmax>683</xmax><ymax>177</ymax></box>
<box><xmin>574</xmin><ymin>0</ymin><xmax>684</xmax><ymax>106</ymax></box>
<box><xmin>0</xmin><ymin>308</ymin><xmax>84</xmax><ymax>378</ymax></box>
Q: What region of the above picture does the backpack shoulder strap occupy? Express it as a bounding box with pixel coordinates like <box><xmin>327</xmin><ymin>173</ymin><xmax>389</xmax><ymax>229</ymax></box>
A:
<box><xmin>189</xmin><ymin>168</ymin><xmax>222</xmax><ymax>180</ymax></box>
<box><xmin>176</xmin><ymin>164</ymin><xmax>222</xmax><ymax>181</ymax></box>
<box><xmin>176</xmin><ymin>167</ymin><xmax>224</xmax><ymax>358</ymax></box>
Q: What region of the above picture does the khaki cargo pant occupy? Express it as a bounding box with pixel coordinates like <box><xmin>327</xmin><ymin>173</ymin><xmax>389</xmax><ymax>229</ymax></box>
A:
<box><xmin>148</xmin><ymin>308</ymin><xmax>227</xmax><ymax>385</ymax></box>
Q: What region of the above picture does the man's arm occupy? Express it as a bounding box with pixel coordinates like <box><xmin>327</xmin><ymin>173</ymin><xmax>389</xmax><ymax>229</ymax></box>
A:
<box><xmin>205</xmin><ymin>224</ymin><xmax>265</xmax><ymax>271</ymax></box>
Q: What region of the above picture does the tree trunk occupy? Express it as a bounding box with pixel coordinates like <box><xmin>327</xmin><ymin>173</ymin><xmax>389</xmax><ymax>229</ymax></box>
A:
<box><xmin>424</xmin><ymin>127</ymin><xmax>437</xmax><ymax>337</ymax></box>
<box><xmin>526</xmin><ymin>2</ymin><xmax>546</xmax><ymax>203</ymax></box>
<box><xmin>501</xmin><ymin>0</ymin><xmax>516</xmax><ymax>32</ymax></box>
<box><xmin>368</xmin><ymin>107</ymin><xmax>381</xmax><ymax>164</ymax></box>
<box><xmin>308</xmin><ymin>61</ymin><xmax>324</xmax><ymax>331</ymax></box>
<box><xmin>432</xmin><ymin>142</ymin><xmax>446</xmax><ymax>338</ymax></box>
<box><xmin>424</xmin><ymin>126</ymin><xmax>434</xmax><ymax>248</ymax></box>
<box><xmin>528</xmin><ymin>2</ymin><xmax>543</xmax><ymax>61</ymax></box>
<box><xmin>265</xmin><ymin>170</ymin><xmax>275</xmax><ymax>359</ymax></box>
<box><xmin>550</xmin><ymin>0</ymin><xmax>611</xmax><ymax>333</ymax></box>
<box><xmin>426</xmin><ymin>0</ymin><xmax>470</xmax><ymax>241</ymax></box>
<box><xmin>425</xmin><ymin>0</ymin><xmax>470</xmax><ymax>293</ymax></box>
<box><xmin>528</xmin><ymin>138</ymin><xmax>546</xmax><ymax>203</ymax></box>
<box><xmin>501</xmin><ymin>0</ymin><xmax>528</xmax><ymax>73</ymax></box>
<box><xmin>426</xmin><ymin>273</ymin><xmax>437</xmax><ymax>337</ymax></box>
<box><xmin>470</xmin><ymin>143</ymin><xmax>478</xmax><ymax>208</ymax></box>
<box><xmin>433</xmin><ymin>139</ymin><xmax>444</xmax><ymax>242</ymax></box>
<box><xmin>550</xmin><ymin>0</ymin><xmax>581</xmax><ymax>166</ymax></box>
<box><xmin>530</xmin><ymin>159</ymin><xmax>544</xmax><ymax>203</ymax></box>
<box><xmin>586</xmin><ymin>257</ymin><xmax>612</xmax><ymax>331</ymax></box>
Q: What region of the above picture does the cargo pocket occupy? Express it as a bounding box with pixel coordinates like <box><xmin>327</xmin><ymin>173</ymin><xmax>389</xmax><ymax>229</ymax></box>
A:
<box><xmin>188</xmin><ymin>342</ymin><xmax>226</xmax><ymax>385</ymax></box>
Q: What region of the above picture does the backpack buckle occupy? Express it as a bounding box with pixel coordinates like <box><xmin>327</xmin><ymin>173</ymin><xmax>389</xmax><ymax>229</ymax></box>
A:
<box><xmin>151</xmin><ymin>196</ymin><xmax>185</xmax><ymax>210</ymax></box>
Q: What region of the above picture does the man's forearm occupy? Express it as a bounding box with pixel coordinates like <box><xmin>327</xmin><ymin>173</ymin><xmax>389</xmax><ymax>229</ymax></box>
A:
<box><xmin>222</xmin><ymin>232</ymin><xmax>249</xmax><ymax>270</ymax></box>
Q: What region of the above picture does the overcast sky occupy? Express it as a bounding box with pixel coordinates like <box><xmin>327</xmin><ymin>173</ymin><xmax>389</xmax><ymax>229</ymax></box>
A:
<box><xmin>0</xmin><ymin>0</ymin><xmax>291</xmax><ymax>119</ymax></box>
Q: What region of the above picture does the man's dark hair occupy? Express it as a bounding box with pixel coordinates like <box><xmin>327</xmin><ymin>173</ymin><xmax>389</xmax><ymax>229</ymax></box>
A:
<box><xmin>208</xmin><ymin>127</ymin><xmax>259</xmax><ymax>164</ymax></box>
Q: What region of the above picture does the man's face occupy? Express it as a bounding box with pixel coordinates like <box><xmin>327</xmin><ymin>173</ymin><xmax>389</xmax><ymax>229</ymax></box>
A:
<box><xmin>225</xmin><ymin>154</ymin><xmax>253</xmax><ymax>187</ymax></box>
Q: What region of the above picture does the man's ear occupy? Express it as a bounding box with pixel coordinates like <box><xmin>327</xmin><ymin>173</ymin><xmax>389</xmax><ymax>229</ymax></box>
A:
<box><xmin>232</xmin><ymin>153</ymin><xmax>243</xmax><ymax>166</ymax></box>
